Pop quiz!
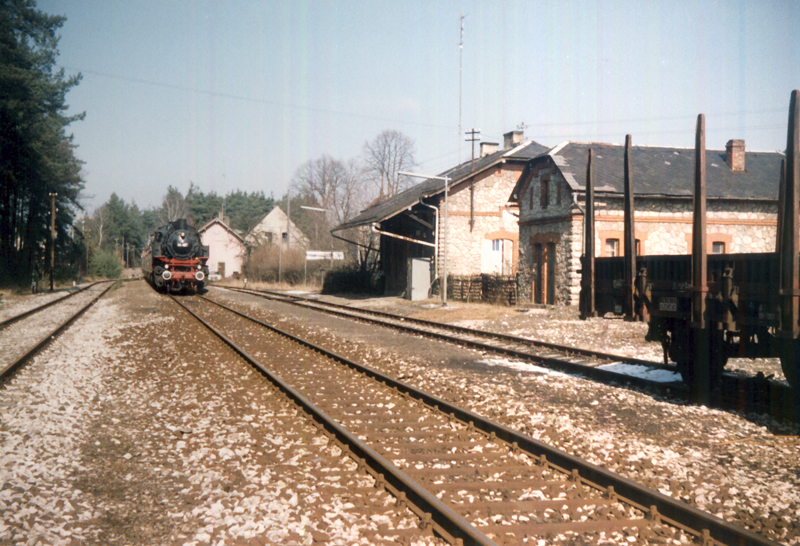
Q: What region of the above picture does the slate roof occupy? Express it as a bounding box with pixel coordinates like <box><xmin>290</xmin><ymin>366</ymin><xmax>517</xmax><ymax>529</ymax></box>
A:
<box><xmin>511</xmin><ymin>142</ymin><xmax>784</xmax><ymax>202</ymax></box>
<box><xmin>333</xmin><ymin>140</ymin><xmax>549</xmax><ymax>232</ymax></box>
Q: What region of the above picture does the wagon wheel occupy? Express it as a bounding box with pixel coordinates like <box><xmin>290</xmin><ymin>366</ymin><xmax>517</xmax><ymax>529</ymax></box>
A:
<box><xmin>779</xmin><ymin>337</ymin><xmax>798</xmax><ymax>387</ymax></box>
<box><xmin>674</xmin><ymin>330</ymin><xmax>727</xmax><ymax>386</ymax></box>
<box><xmin>675</xmin><ymin>358</ymin><xmax>694</xmax><ymax>385</ymax></box>
<box><xmin>709</xmin><ymin>329</ymin><xmax>728</xmax><ymax>384</ymax></box>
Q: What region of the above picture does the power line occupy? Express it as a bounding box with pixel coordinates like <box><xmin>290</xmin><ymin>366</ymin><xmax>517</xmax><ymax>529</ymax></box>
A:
<box><xmin>65</xmin><ymin>66</ymin><xmax>456</xmax><ymax>131</ymax></box>
<box><xmin>521</xmin><ymin>108</ymin><xmax>785</xmax><ymax>129</ymax></box>
<box><xmin>68</xmin><ymin>67</ymin><xmax>785</xmax><ymax>138</ymax></box>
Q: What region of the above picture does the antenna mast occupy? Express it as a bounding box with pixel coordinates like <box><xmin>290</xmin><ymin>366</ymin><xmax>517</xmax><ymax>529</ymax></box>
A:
<box><xmin>458</xmin><ymin>14</ymin><xmax>464</xmax><ymax>165</ymax></box>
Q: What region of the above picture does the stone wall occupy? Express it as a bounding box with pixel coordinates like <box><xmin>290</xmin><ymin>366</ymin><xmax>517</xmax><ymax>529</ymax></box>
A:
<box><xmin>593</xmin><ymin>198</ymin><xmax>778</xmax><ymax>256</ymax></box>
<box><xmin>516</xmin><ymin>163</ymin><xmax>779</xmax><ymax>306</ymax></box>
<box><xmin>436</xmin><ymin>164</ymin><xmax>524</xmax><ymax>277</ymax></box>
<box><xmin>517</xmin><ymin>218</ymin><xmax>582</xmax><ymax>305</ymax></box>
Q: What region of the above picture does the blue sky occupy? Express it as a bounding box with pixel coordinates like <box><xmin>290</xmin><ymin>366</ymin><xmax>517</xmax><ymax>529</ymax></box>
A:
<box><xmin>40</xmin><ymin>0</ymin><xmax>800</xmax><ymax>212</ymax></box>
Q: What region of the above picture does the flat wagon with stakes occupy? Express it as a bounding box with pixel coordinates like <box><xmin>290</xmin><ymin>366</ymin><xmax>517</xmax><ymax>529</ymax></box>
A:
<box><xmin>579</xmin><ymin>91</ymin><xmax>800</xmax><ymax>417</ymax></box>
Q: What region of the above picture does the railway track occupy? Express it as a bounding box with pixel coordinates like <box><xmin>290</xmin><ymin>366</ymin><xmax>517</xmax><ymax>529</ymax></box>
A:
<box><xmin>220</xmin><ymin>287</ymin><xmax>797</xmax><ymax>421</ymax></box>
<box><xmin>0</xmin><ymin>281</ymin><xmax>105</xmax><ymax>330</ymax></box>
<box><xmin>173</xmin><ymin>293</ymin><xmax>779</xmax><ymax>546</ymax></box>
<box><xmin>0</xmin><ymin>280</ymin><xmax>116</xmax><ymax>382</ymax></box>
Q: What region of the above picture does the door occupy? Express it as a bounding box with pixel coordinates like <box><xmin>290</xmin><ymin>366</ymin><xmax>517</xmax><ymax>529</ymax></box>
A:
<box><xmin>218</xmin><ymin>262</ymin><xmax>226</xmax><ymax>278</ymax></box>
<box><xmin>533</xmin><ymin>244</ymin><xmax>542</xmax><ymax>304</ymax></box>
<box><xmin>533</xmin><ymin>243</ymin><xmax>556</xmax><ymax>304</ymax></box>
<box><xmin>545</xmin><ymin>242</ymin><xmax>556</xmax><ymax>304</ymax></box>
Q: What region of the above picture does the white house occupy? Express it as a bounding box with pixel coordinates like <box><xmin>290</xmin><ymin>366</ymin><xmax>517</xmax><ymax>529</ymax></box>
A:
<box><xmin>245</xmin><ymin>206</ymin><xmax>309</xmax><ymax>248</ymax></box>
<box><xmin>199</xmin><ymin>216</ymin><xmax>246</xmax><ymax>278</ymax></box>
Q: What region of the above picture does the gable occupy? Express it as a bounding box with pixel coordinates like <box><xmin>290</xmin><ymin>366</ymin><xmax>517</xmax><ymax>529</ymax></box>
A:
<box><xmin>334</xmin><ymin>140</ymin><xmax>549</xmax><ymax>232</ymax></box>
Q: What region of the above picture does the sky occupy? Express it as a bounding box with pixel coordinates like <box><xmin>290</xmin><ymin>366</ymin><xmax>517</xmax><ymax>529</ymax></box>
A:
<box><xmin>38</xmin><ymin>0</ymin><xmax>800</xmax><ymax>213</ymax></box>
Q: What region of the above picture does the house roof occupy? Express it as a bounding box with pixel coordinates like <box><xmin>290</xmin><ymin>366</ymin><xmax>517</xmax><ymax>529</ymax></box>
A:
<box><xmin>333</xmin><ymin>139</ymin><xmax>549</xmax><ymax>232</ymax></box>
<box><xmin>198</xmin><ymin>218</ymin><xmax>245</xmax><ymax>242</ymax></box>
<box><xmin>245</xmin><ymin>206</ymin><xmax>310</xmax><ymax>245</ymax></box>
<box><xmin>510</xmin><ymin>141</ymin><xmax>784</xmax><ymax>202</ymax></box>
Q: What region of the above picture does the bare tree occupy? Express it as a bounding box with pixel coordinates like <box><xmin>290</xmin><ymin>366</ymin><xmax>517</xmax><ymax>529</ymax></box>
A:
<box><xmin>160</xmin><ymin>185</ymin><xmax>190</xmax><ymax>223</ymax></box>
<box><xmin>87</xmin><ymin>205</ymin><xmax>110</xmax><ymax>248</ymax></box>
<box><xmin>291</xmin><ymin>155</ymin><xmax>367</xmax><ymax>241</ymax></box>
<box><xmin>363</xmin><ymin>130</ymin><xmax>417</xmax><ymax>200</ymax></box>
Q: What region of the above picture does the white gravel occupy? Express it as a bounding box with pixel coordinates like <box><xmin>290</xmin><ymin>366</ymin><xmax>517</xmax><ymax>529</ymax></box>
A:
<box><xmin>257</xmin><ymin>295</ymin><xmax>800</xmax><ymax>546</ymax></box>
<box><xmin>0</xmin><ymin>286</ymin><xmax>448</xmax><ymax>546</ymax></box>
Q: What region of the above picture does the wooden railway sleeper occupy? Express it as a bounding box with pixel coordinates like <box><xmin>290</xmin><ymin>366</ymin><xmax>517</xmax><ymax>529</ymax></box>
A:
<box><xmin>196</xmin><ymin>293</ymin><xmax>783</xmax><ymax>545</ymax></box>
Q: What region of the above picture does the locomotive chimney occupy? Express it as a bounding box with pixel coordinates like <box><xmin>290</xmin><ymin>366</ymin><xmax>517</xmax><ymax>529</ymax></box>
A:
<box><xmin>725</xmin><ymin>139</ymin><xmax>745</xmax><ymax>172</ymax></box>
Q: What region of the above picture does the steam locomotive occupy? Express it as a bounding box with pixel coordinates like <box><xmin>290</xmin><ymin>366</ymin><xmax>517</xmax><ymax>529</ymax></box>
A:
<box><xmin>142</xmin><ymin>219</ymin><xmax>209</xmax><ymax>293</ymax></box>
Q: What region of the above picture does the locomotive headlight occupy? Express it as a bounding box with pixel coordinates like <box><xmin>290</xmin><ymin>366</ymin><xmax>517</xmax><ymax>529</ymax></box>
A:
<box><xmin>163</xmin><ymin>264</ymin><xmax>169</xmax><ymax>269</ymax></box>
<box><xmin>162</xmin><ymin>270</ymin><xmax>172</xmax><ymax>280</ymax></box>
<box><xmin>195</xmin><ymin>271</ymin><xmax>205</xmax><ymax>281</ymax></box>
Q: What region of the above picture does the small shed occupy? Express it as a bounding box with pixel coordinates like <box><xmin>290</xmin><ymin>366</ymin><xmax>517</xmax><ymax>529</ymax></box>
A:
<box><xmin>198</xmin><ymin>216</ymin><xmax>246</xmax><ymax>278</ymax></box>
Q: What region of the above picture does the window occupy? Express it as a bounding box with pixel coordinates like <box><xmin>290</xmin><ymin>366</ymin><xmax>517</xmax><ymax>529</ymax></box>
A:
<box><xmin>635</xmin><ymin>239</ymin><xmax>642</xmax><ymax>256</ymax></box>
<box><xmin>540</xmin><ymin>178</ymin><xmax>550</xmax><ymax>208</ymax></box>
<box><xmin>712</xmin><ymin>241</ymin><xmax>725</xmax><ymax>254</ymax></box>
<box><xmin>282</xmin><ymin>232</ymin><xmax>288</xmax><ymax>242</ymax></box>
<box><xmin>606</xmin><ymin>238</ymin><xmax>620</xmax><ymax>257</ymax></box>
<box><xmin>492</xmin><ymin>240</ymin><xmax>501</xmax><ymax>251</ymax></box>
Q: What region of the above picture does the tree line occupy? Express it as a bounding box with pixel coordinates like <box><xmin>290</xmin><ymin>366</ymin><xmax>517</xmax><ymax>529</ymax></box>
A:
<box><xmin>82</xmin><ymin>129</ymin><xmax>418</xmax><ymax>280</ymax></box>
<box><xmin>1</xmin><ymin>0</ymin><xmax>420</xmax><ymax>286</ymax></box>
<box><xmin>0</xmin><ymin>0</ymin><xmax>84</xmax><ymax>284</ymax></box>
<box><xmin>81</xmin><ymin>186</ymin><xmax>276</xmax><ymax>276</ymax></box>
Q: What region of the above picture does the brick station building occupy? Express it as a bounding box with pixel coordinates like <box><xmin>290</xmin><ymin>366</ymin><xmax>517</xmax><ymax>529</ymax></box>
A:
<box><xmin>333</xmin><ymin>131</ymin><xmax>548</xmax><ymax>297</ymax></box>
<box><xmin>508</xmin><ymin>139</ymin><xmax>784</xmax><ymax>306</ymax></box>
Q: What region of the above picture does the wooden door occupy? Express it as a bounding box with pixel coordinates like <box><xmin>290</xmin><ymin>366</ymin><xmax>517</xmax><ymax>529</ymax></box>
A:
<box><xmin>545</xmin><ymin>242</ymin><xmax>556</xmax><ymax>304</ymax></box>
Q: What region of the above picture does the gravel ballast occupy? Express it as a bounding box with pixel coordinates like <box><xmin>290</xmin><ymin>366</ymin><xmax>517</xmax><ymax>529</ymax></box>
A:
<box><xmin>212</xmin><ymin>288</ymin><xmax>800</xmax><ymax>546</ymax></box>
<box><xmin>0</xmin><ymin>283</ymin><xmax>446</xmax><ymax>546</ymax></box>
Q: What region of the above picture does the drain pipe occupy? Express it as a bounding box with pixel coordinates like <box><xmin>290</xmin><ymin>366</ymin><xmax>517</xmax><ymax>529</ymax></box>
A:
<box><xmin>573</xmin><ymin>192</ymin><xmax>586</xmax><ymax>257</ymax></box>
<box><xmin>418</xmin><ymin>198</ymin><xmax>439</xmax><ymax>285</ymax></box>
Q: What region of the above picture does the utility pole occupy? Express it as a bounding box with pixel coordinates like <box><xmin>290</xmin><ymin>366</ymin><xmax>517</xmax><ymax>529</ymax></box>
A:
<box><xmin>286</xmin><ymin>190</ymin><xmax>291</xmax><ymax>249</ymax></box>
<box><xmin>465</xmin><ymin>128</ymin><xmax>480</xmax><ymax>231</ymax></box>
<box><xmin>82</xmin><ymin>217</ymin><xmax>88</xmax><ymax>275</ymax></box>
<box><xmin>49</xmin><ymin>192</ymin><xmax>57</xmax><ymax>291</ymax></box>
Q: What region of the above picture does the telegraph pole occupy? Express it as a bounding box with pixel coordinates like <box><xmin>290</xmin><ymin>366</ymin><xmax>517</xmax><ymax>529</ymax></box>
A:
<box><xmin>49</xmin><ymin>192</ymin><xmax>57</xmax><ymax>291</ymax></box>
<box><xmin>82</xmin><ymin>217</ymin><xmax>88</xmax><ymax>276</ymax></box>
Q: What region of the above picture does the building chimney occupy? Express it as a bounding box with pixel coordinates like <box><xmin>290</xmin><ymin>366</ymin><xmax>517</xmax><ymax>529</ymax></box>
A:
<box><xmin>725</xmin><ymin>139</ymin><xmax>745</xmax><ymax>172</ymax></box>
<box><xmin>480</xmin><ymin>142</ymin><xmax>499</xmax><ymax>157</ymax></box>
<box><xmin>504</xmin><ymin>130</ymin><xmax>524</xmax><ymax>150</ymax></box>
